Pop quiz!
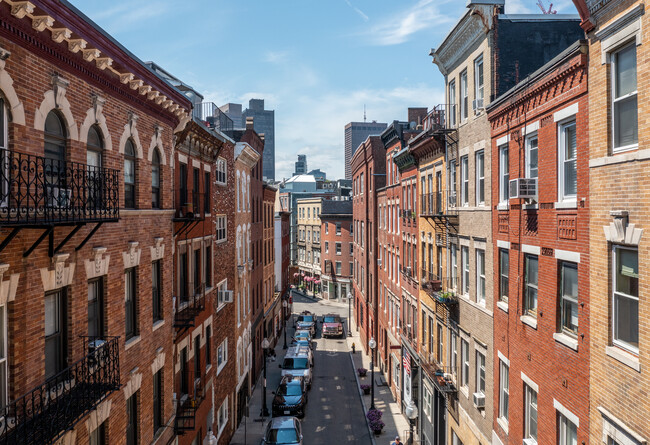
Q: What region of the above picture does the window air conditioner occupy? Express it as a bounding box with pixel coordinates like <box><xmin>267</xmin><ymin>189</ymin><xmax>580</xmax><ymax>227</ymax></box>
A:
<box><xmin>473</xmin><ymin>392</ymin><xmax>486</xmax><ymax>408</ymax></box>
<box><xmin>219</xmin><ymin>290</ymin><xmax>234</xmax><ymax>303</ymax></box>
<box><xmin>406</xmin><ymin>266</ymin><xmax>412</xmax><ymax>276</ymax></box>
<box><xmin>509</xmin><ymin>178</ymin><xmax>537</xmax><ymax>199</ymax></box>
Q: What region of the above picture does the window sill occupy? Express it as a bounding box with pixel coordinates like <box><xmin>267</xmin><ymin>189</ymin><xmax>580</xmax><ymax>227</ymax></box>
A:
<box><xmin>152</xmin><ymin>319</ymin><xmax>165</xmax><ymax>332</ymax></box>
<box><xmin>553</xmin><ymin>332</ymin><xmax>578</xmax><ymax>351</ymax></box>
<box><xmin>605</xmin><ymin>346</ymin><xmax>641</xmax><ymax>372</ymax></box>
<box><xmin>554</xmin><ymin>201</ymin><xmax>577</xmax><ymax>210</ymax></box>
<box><xmin>460</xmin><ymin>386</ymin><xmax>469</xmax><ymax>399</ymax></box>
<box><xmin>216</xmin><ymin>238</ymin><xmax>227</xmax><ymax>245</ymax></box>
<box><xmin>497</xmin><ymin>301</ymin><xmax>508</xmax><ymax>313</ymax></box>
<box><xmin>125</xmin><ymin>335</ymin><xmax>141</xmax><ymax>351</ymax></box>
<box><xmin>217</xmin><ymin>362</ymin><xmax>228</xmax><ymax>375</ymax></box>
<box><xmin>520</xmin><ymin>315</ymin><xmax>537</xmax><ymax>330</ymax></box>
<box><xmin>497</xmin><ymin>416</ymin><xmax>509</xmax><ymax>435</ymax></box>
<box><xmin>206</xmin><ymin>364</ymin><xmax>212</xmax><ymax>374</ymax></box>
<box><xmin>497</xmin><ymin>202</ymin><xmax>509</xmax><ymax>211</ymax></box>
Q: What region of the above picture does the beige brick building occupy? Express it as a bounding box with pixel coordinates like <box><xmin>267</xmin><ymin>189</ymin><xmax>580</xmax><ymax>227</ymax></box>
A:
<box><xmin>296</xmin><ymin>197</ymin><xmax>322</xmax><ymax>294</ymax></box>
<box><xmin>573</xmin><ymin>1</ymin><xmax>650</xmax><ymax>443</ymax></box>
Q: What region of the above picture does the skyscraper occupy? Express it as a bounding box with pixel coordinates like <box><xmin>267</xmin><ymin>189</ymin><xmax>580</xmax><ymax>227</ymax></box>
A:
<box><xmin>219</xmin><ymin>103</ymin><xmax>244</xmax><ymax>130</ymax></box>
<box><xmin>242</xmin><ymin>99</ymin><xmax>275</xmax><ymax>181</ymax></box>
<box><xmin>344</xmin><ymin>121</ymin><xmax>387</xmax><ymax>179</ymax></box>
<box><xmin>294</xmin><ymin>154</ymin><xmax>307</xmax><ymax>176</ymax></box>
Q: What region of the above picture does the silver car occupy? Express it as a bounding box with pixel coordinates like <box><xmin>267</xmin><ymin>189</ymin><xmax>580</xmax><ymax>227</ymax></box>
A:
<box><xmin>261</xmin><ymin>416</ymin><xmax>303</xmax><ymax>445</ymax></box>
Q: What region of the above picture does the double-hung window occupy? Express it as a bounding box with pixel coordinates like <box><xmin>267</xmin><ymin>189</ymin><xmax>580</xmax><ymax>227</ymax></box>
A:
<box><xmin>474</xmin><ymin>55</ymin><xmax>484</xmax><ymax>105</ymax></box>
<box><xmin>476</xmin><ymin>249</ymin><xmax>485</xmax><ymax>305</ymax></box>
<box><xmin>152</xmin><ymin>261</ymin><xmax>162</xmax><ymax>322</ymax></box>
<box><xmin>558</xmin><ymin>412</ymin><xmax>578</xmax><ymax>445</ymax></box>
<box><xmin>525</xmin><ymin>385</ymin><xmax>538</xmax><ymax>442</ymax></box>
<box><xmin>437</xmin><ymin>323</ymin><xmax>443</xmax><ymax>363</ymax></box>
<box><xmin>461</xmin><ymin>246</ymin><xmax>469</xmax><ymax>295</ymax></box>
<box><xmin>499</xmin><ymin>144</ymin><xmax>509</xmax><ymax>204</ymax></box>
<box><xmin>125</xmin><ymin>268</ymin><xmax>137</xmax><ymax>340</ymax></box>
<box><xmin>559</xmin><ymin>120</ymin><xmax>577</xmax><ymax>201</ymax></box>
<box><xmin>449</xmin><ymin>329</ymin><xmax>458</xmax><ymax>379</ymax></box>
<box><xmin>613</xmin><ymin>246</ymin><xmax>638</xmax><ymax>353</ymax></box>
<box><xmin>499</xmin><ymin>249</ymin><xmax>509</xmax><ymax>303</ymax></box>
<box><xmin>499</xmin><ymin>361</ymin><xmax>509</xmax><ymax>423</ymax></box>
<box><xmin>560</xmin><ymin>262</ymin><xmax>579</xmax><ymax>336</ymax></box>
<box><xmin>526</xmin><ymin>134</ymin><xmax>538</xmax><ymax>180</ymax></box>
<box><xmin>449</xmin><ymin>160</ymin><xmax>457</xmax><ymax>207</ymax></box>
<box><xmin>450</xmin><ymin>244</ymin><xmax>458</xmax><ymax>290</ymax></box>
<box><xmin>461</xmin><ymin>156</ymin><xmax>469</xmax><ymax>206</ymax></box>
<box><xmin>475</xmin><ymin>150</ymin><xmax>484</xmax><ymax>205</ymax></box>
<box><xmin>612</xmin><ymin>42</ymin><xmax>638</xmax><ymax>151</ymax></box>
<box><xmin>460</xmin><ymin>70</ymin><xmax>468</xmax><ymax>121</ymax></box>
<box><xmin>449</xmin><ymin>80</ymin><xmax>457</xmax><ymax>127</ymax></box>
<box><xmin>475</xmin><ymin>351</ymin><xmax>485</xmax><ymax>396</ymax></box>
<box><xmin>524</xmin><ymin>255</ymin><xmax>538</xmax><ymax>317</ymax></box>
<box><xmin>460</xmin><ymin>338</ymin><xmax>469</xmax><ymax>388</ymax></box>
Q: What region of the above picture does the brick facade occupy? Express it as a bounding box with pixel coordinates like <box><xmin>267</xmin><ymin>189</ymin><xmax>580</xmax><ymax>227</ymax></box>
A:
<box><xmin>319</xmin><ymin>200</ymin><xmax>353</xmax><ymax>301</ymax></box>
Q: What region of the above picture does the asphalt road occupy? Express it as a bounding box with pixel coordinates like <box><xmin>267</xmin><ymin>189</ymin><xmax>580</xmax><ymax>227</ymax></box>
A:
<box><xmin>282</xmin><ymin>293</ymin><xmax>371</xmax><ymax>444</ymax></box>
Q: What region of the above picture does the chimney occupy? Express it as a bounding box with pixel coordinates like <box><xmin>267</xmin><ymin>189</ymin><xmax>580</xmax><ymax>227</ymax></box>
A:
<box><xmin>246</xmin><ymin>117</ymin><xmax>254</xmax><ymax>130</ymax></box>
<box><xmin>408</xmin><ymin>108</ymin><xmax>428</xmax><ymax>127</ymax></box>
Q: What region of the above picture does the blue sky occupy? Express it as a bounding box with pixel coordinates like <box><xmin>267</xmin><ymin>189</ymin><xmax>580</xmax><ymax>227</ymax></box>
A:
<box><xmin>73</xmin><ymin>0</ymin><xmax>578</xmax><ymax>180</ymax></box>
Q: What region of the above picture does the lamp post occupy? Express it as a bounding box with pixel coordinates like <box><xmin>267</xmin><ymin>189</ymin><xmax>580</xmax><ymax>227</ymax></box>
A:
<box><xmin>260</xmin><ymin>337</ymin><xmax>270</xmax><ymax>417</ymax></box>
<box><xmin>405</xmin><ymin>401</ymin><xmax>419</xmax><ymax>445</ymax></box>
<box><xmin>368</xmin><ymin>337</ymin><xmax>376</xmax><ymax>410</ymax></box>
<box><xmin>347</xmin><ymin>292</ymin><xmax>353</xmax><ymax>337</ymax></box>
<box><xmin>282</xmin><ymin>300</ymin><xmax>288</xmax><ymax>349</ymax></box>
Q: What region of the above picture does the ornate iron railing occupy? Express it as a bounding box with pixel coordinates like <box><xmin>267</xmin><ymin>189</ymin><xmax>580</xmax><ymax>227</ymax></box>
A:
<box><xmin>422</xmin><ymin>275</ymin><xmax>458</xmax><ymax>305</ymax></box>
<box><xmin>174</xmin><ymin>370</ymin><xmax>205</xmax><ymax>434</ymax></box>
<box><xmin>174</xmin><ymin>284</ymin><xmax>206</xmax><ymax>329</ymax></box>
<box><xmin>421</xmin><ymin>191</ymin><xmax>457</xmax><ymax>216</ymax></box>
<box><xmin>0</xmin><ymin>150</ymin><xmax>119</xmax><ymax>225</ymax></box>
<box><xmin>193</xmin><ymin>102</ymin><xmax>234</xmax><ymax>135</ymax></box>
<box><xmin>429</xmin><ymin>364</ymin><xmax>458</xmax><ymax>394</ymax></box>
<box><xmin>0</xmin><ymin>336</ymin><xmax>120</xmax><ymax>445</ymax></box>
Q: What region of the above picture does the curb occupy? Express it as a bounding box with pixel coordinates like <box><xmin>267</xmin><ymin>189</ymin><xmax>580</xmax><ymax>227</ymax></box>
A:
<box><xmin>349</xmin><ymin>351</ymin><xmax>377</xmax><ymax>445</ymax></box>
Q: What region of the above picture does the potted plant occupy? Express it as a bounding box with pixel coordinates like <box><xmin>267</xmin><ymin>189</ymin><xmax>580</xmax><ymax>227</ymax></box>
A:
<box><xmin>357</xmin><ymin>367</ymin><xmax>368</xmax><ymax>377</ymax></box>
<box><xmin>366</xmin><ymin>409</ymin><xmax>384</xmax><ymax>434</ymax></box>
<box><xmin>360</xmin><ymin>384</ymin><xmax>371</xmax><ymax>395</ymax></box>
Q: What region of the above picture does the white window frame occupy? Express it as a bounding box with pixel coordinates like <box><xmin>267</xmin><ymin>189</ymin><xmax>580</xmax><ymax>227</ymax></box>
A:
<box><xmin>449</xmin><ymin>160</ymin><xmax>457</xmax><ymax>207</ymax></box>
<box><xmin>611</xmin><ymin>42</ymin><xmax>638</xmax><ymax>153</ymax></box>
<box><xmin>461</xmin><ymin>155</ymin><xmax>469</xmax><ymax>206</ymax></box>
<box><xmin>460</xmin><ymin>69</ymin><xmax>468</xmax><ymax>121</ymax></box>
<box><xmin>558</xmin><ymin>411</ymin><xmax>578</xmax><ymax>445</ymax></box>
<box><xmin>475</xmin><ymin>150</ymin><xmax>484</xmax><ymax>205</ymax></box>
<box><xmin>217</xmin><ymin>396</ymin><xmax>229</xmax><ymax>436</ymax></box>
<box><xmin>612</xmin><ymin>245</ymin><xmax>639</xmax><ymax>354</ymax></box>
<box><xmin>475</xmin><ymin>350</ymin><xmax>485</xmax><ymax>395</ymax></box>
<box><xmin>499</xmin><ymin>248</ymin><xmax>509</xmax><ymax>304</ymax></box>
<box><xmin>474</xmin><ymin>55</ymin><xmax>484</xmax><ymax>103</ymax></box>
<box><xmin>525</xmin><ymin>384</ymin><xmax>538</xmax><ymax>443</ymax></box>
<box><xmin>336</xmin><ymin>242</ymin><xmax>342</xmax><ymax>255</ymax></box>
<box><xmin>559</xmin><ymin>261</ymin><xmax>579</xmax><ymax>337</ymax></box>
<box><xmin>499</xmin><ymin>144</ymin><xmax>509</xmax><ymax>204</ymax></box>
<box><xmin>450</xmin><ymin>244</ymin><xmax>458</xmax><ymax>290</ymax></box>
<box><xmin>524</xmin><ymin>254</ymin><xmax>538</xmax><ymax>317</ymax></box>
<box><xmin>216</xmin><ymin>279</ymin><xmax>229</xmax><ymax>310</ymax></box>
<box><xmin>525</xmin><ymin>133</ymin><xmax>539</xmax><ymax>180</ymax></box>
<box><xmin>476</xmin><ymin>249</ymin><xmax>485</xmax><ymax>306</ymax></box>
<box><xmin>449</xmin><ymin>329</ymin><xmax>458</xmax><ymax>379</ymax></box>
<box><xmin>461</xmin><ymin>246</ymin><xmax>469</xmax><ymax>296</ymax></box>
<box><xmin>217</xmin><ymin>337</ymin><xmax>228</xmax><ymax>374</ymax></box>
<box><xmin>460</xmin><ymin>338</ymin><xmax>469</xmax><ymax>388</ymax></box>
<box><xmin>216</xmin><ymin>157</ymin><xmax>227</xmax><ymax>185</ymax></box>
<box><xmin>499</xmin><ymin>360</ymin><xmax>509</xmax><ymax>423</ymax></box>
<box><xmin>216</xmin><ymin>215</ymin><xmax>227</xmax><ymax>243</ymax></box>
<box><xmin>558</xmin><ymin>120</ymin><xmax>577</xmax><ymax>202</ymax></box>
<box><xmin>449</xmin><ymin>80</ymin><xmax>457</xmax><ymax>127</ymax></box>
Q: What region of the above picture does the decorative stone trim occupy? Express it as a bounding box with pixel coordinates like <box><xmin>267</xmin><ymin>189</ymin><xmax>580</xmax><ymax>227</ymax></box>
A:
<box><xmin>11</xmin><ymin>2</ymin><xmax>35</xmax><ymax>19</ymax></box>
<box><xmin>122</xmin><ymin>242</ymin><xmax>141</xmax><ymax>269</ymax></box>
<box><xmin>604</xmin><ymin>211</ymin><xmax>643</xmax><ymax>245</ymax></box>
<box><xmin>34</xmin><ymin>74</ymin><xmax>78</xmax><ymax>140</ymax></box>
<box><xmin>84</xmin><ymin>247</ymin><xmax>110</xmax><ymax>280</ymax></box>
<box><xmin>85</xmin><ymin>399</ymin><xmax>112</xmax><ymax>434</ymax></box>
<box><xmin>79</xmin><ymin>94</ymin><xmax>112</xmax><ymax>151</ymax></box>
<box><xmin>150</xmin><ymin>350</ymin><xmax>165</xmax><ymax>375</ymax></box>
<box><xmin>520</xmin><ymin>371</ymin><xmax>538</xmax><ymax>393</ymax></box>
<box><xmin>122</xmin><ymin>371</ymin><xmax>142</xmax><ymax>400</ymax></box>
<box><xmin>148</xmin><ymin>125</ymin><xmax>167</xmax><ymax>165</ymax></box>
<box><xmin>0</xmin><ymin>47</ymin><xmax>25</xmax><ymax>126</ymax></box>
<box><xmin>0</xmin><ymin>264</ymin><xmax>19</xmax><ymax>305</ymax></box>
<box><xmin>40</xmin><ymin>253</ymin><xmax>75</xmax><ymax>292</ymax></box>
<box><xmin>496</xmin><ymin>135</ymin><xmax>509</xmax><ymax>147</ymax></box>
<box><xmin>118</xmin><ymin>112</ymin><xmax>143</xmax><ymax>158</ymax></box>
<box><xmin>596</xmin><ymin>4</ymin><xmax>645</xmax><ymax>63</ymax></box>
<box><xmin>599</xmin><ymin>405</ymin><xmax>647</xmax><ymax>445</ymax></box>
<box><xmin>150</xmin><ymin>237</ymin><xmax>165</xmax><ymax>261</ymax></box>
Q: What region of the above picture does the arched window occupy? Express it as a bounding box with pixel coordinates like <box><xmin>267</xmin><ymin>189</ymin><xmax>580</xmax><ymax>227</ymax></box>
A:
<box><xmin>87</xmin><ymin>126</ymin><xmax>103</xmax><ymax>209</ymax></box>
<box><xmin>124</xmin><ymin>139</ymin><xmax>136</xmax><ymax>209</ymax></box>
<box><xmin>44</xmin><ymin>111</ymin><xmax>66</xmax><ymax>188</ymax></box>
<box><xmin>1</xmin><ymin>97</ymin><xmax>8</xmax><ymax>205</ymax></box>
<box><xmin>151</xmin><ymin>149</ymin><xmax>161</xmax><ymax>208</ymax></box>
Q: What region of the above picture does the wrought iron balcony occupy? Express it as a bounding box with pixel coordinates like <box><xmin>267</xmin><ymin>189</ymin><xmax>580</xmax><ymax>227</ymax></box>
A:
<box><xmin>423</xmin><ymin>104</ymin><xmax>456</xmax><ymax>132</ymax></box>
<box><xmin>174</xmin><ymin>370</ymin><xmax>205</xmax><ymax>434</ymax></box>
<box><xmin>420</xmin><ymin>191</ymin><xmax>457</xmax><ymax>217</ymax></box>
<box><xmin>426</xmin><ymin>363</ymin><xmax>458</xmax><ymax>394</ymax></box>
<box><xmin>174</xmin><ymin>284</ymin><xmax>206</xmax><ymax>330</ymax></box>
<box><xmin>422</xmin><ymin>275</ymin><xmax>458</xmax><ymax>305</ymax></box>
<box><xmin>0</xmin><ymin>150</ymin><xmax>119</xmax><ymax>226</ymax></box>
<box><xmin>174</xmin><ymin>191</ymin><xmax>204</xmax><ymax>221</ymax></box>
<box><xmin>0</xmin><ymin>336</ymin><xmax>120</xmax><ymax>445</ymax></box>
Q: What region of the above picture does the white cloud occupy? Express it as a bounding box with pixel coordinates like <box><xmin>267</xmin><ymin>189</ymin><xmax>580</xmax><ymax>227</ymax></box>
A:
<box><xmin>344</xmin><ymin>0</ymin><xmax>369</xmax><ymax>22</ymax></box>
<box><xmin>264</xmin><ymin>50</ymin><xmax>290</xmax><ymax>64</ymax></box>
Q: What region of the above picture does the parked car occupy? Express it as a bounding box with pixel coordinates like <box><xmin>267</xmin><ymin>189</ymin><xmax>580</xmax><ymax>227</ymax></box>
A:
<box><xmin>279</xmin><ymin>345</ymin><xmax>313</xmax><ymax>388</ymax></box>
<box><xmin>272</xmin><ymin>375</ymin><xmax>308</xmax><ymax>418</ymax></box>
<box><xmin>293</xmin><ymin>329</ymin><xmax>312</xmax><ymax>344</ymax></box>
<box><xmin>321</xmin><ymin>314</ymin><xmax>344</xmax><ymax>338</ymax></box>
<box><xmin>296</xmin><ymin>311</ymin><xmax>316</xmax><ymax>335</ymax></box>
<box><xmin>290</xmin><ymin>338</ymin><xmax>314</xmax><ymax>351</ymax></box>
<box><xmin>261</xmin><ymin>416</ymin><xmax>303</xmax><ymax>445</ymax></box>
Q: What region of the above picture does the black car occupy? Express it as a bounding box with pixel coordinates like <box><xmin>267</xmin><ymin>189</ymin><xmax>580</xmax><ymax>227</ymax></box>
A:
<box><xmin>272</xmin><ymin>375</ymin><xmax>308</xmax><ymax>418</ymax></box>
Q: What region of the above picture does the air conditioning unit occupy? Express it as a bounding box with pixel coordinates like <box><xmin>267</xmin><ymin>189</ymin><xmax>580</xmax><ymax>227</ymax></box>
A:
<box><xmin>523</xmin><ymin>439</ymin><xmax>537</xmax><ymax>445</ymax></box>
<box><xmin>509</xmin><ymin>178</ymin><xmax>537</xmax><ymax>199</ymax></box>
<box><xmin>219</xmin><ymin>290</ymin><xmax>234</xmax><ymax>303</ymax></box>
<box><xmin>435</xmin><ymin>234</ymin><xmax>444</xmax><ymax>247</ymax></box>
<box><xmin>48</xmin><ymin>187</ymin><xmax>72</xmax><ymax>208</ymax></box>
<box><xmin>473</xmin><ymin>392</ymin><xmax>486</xmax><ymax>408</ymax></box>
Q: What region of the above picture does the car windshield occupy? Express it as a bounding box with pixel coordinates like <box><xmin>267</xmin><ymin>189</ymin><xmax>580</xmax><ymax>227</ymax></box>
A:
<box><xmin>299</xmin><ymin>315</ymin><xmax>314</xmax><ymax>322</ymax></box>
<box><xmin>323</xmin><ymin>316</ymin><xmax>338</xmax><ymax>323</ymax></box>
<box><xmin>283</xmin><ymin>358</ymin><xmax>309</xmax><ymax>369</ymax></box>
<box><xmin>278</xmin><ymin>383</ymin><xmax>302</xmax><ymax>396</ymax></box>
<box><xmin>266</xmin><ymin>427</ymin><xmax>299</xmax><ymax>444</ymax></box>
<box><xmin>296</xmin><ymin>332</ymin><xmax>309</xmax><ymax>338</ymax></box>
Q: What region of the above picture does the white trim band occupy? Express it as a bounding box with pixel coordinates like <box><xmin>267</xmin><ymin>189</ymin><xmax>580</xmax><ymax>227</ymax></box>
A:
<box><xmin>554</xmin><ymin>103</ymin><xmax>579</xmax><ymax>122</ymax></box>
<box><xmin>497</xmin><ymin>240</ymin><xmax>510</xmax><ymax>249</ymax></box>
<box><xmin>521</xmin><ymin>244</ymin><xmax>540</xmax><ymax>255</ymax></box>
<box><xmin>497</xmin><ymin>350</ymin><xmax>510</xmax><ymax>366</ymax></box>
<box><xmin>554</xmin><ymin>399</ymin><xmax>580</xmax><ymax>428</ymax></box>
<box><xmin>555</xmin><ymin>249</ymin><xmax>581</xmax><ymax>264</ymax></box>
<box><xmin>521</xmin><ymin>371</ymin><xmax>538</xmax><ymax>393</ymax></box>
<box><xmin>496</xmin><ymin>135</ymin><xmax>509</xmax><ymax>147</ymax></box>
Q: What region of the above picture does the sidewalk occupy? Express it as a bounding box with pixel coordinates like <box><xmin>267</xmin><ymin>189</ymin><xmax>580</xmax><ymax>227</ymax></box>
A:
<box><xmin>346</xmin><ymin>317</ymin><xmax>413</xmax><ymax>445</ymax></box>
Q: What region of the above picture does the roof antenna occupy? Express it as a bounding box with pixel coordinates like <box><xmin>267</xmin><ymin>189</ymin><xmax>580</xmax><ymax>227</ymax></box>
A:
<box><xmin>536</xmin><ymin>0</ymin><xmax>557</xmax><ymax>14</ymax></box>
<box><xmin>364</xmin><ymin>104</ymin><xmax>366</xmax><ymax>123</ymax></box>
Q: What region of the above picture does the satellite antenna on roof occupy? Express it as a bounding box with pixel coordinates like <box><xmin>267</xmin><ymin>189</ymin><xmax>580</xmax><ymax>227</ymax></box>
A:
<box><xmin>364</xmin><ymin>104</ymin><xmax>366</xmax><ymax>123</ymax></box>
<box><xmin>536</xmin><ymin>0</ymin><xmax>557</xmax><ymax>14</ymax></box>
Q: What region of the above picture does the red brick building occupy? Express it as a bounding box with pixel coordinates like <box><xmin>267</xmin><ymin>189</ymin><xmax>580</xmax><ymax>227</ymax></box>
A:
<box><xmin>262</xmin><ymin>184</ymin><xmax>279</xmax><ymax>346</ymax></box>
<box><xmin>488</xmin><ymin>41</ymin><xmax>589</xmax><ymax>445</ymax></box>
<box><xmin>351</xmin><ymin>136</ymin><xmax>385</xmax><ymax>353</ymax></box>
<box><xmin>274</xmin><ymin>210</ymin><xmax>291</xmax><ymax>302</ymax></box>
<box><xmin>320</xmin><ymin>200</ymin><xmax>353</xmax><ymax>301</ymax></box>
<box><xmin>0</xmin><ymin>2</ymin><xmax>191</xmax><ymax>444</ymax></box>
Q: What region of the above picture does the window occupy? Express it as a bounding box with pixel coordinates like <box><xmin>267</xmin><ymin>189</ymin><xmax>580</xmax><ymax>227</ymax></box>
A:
<box><xmin>452</xmin><ymin>431</ymin><xmax>464</xmax><ymax>445</ymax></box>
<box><xmin>461</xmin><ymin>338</ymin><xmax>469</xmax><ymax>388</ymax></box>
<box><xmin>194</xmin><ymin>248</ymin><xmax>201</xmax><ymax>294</ymax></box>
<box><xmin>474</xmin><ymin>55</ymin><xmax>484</xmax><ymax>103</ymax></box>
<box><xmin>45</xmin><ymin>290</ymin><xmax>66</xmax><ymax>379</ymax></box>
<box><xmin>336</xmin><ymin>242</ymin><xmax>342</xmax><ymax>255</ymax></box>
<box><xmin>449</xmin><ymin>80</ymin><xmax>457</xmax><ymax>127</ymax></box>
<box><xmin>124</xmin><ymin>139</ymin><xmax>136</xmax><ymax>209</ymax></box>
<box><xmin>44</xmin><ymin>111</ymin><xmax>66</xmax><ymax>190</ymax></box>
<box><xmin>217</xmin><ymin>338</ymin><xmax>228</xmax><ymax>373</ymax></box>
<box><xmin>153</xmin><ymin>370</ymin><xmax>163</xmax><ymax>435</ymax></box>
<box><xmin>325</xmin><ymin>241</ymin><xmax>329</xmax><ymax>253</ymax></box>
<box><xmin>449</xmin><ymin>329</ymin><xmax>458</xmax><ymax>378</ymax></box>
<box><xmin>559</xmin><ymin>121</ymin><xmax>577</xmax><ymax>201</ymax></box>
<box><xmin>461</xmin><ymin>246</ymin><xmax>469</xmax><ymax>295</ymax></box>
<box><xmin>476</xmin><ymin>249</ymin><xmax>485</xmax><ymax>305</ymax></box>
<box><xmin>393</xmin><ymin>357</ymin><xmax>400</xmax><ymax>387</ymax></box>
<box><xmin>0</xmin><ymin>305</ymin><xmax>6</xmax><ymax>411</ymax></box>
<box><xmin>460</xmin><ymin>69</ymin><xmax>468</xmax><ymax>121</ymax></box>
<box><xmin>204</xmin><ymin>171</ymin><xmax>211</xmax><ymax>214</ymax></box>
<box><xmin>325</xmin><ymin>222</ymin><xmax>329</xmax><ymax>234</ymax></box>
<box><xmin>499</xmin><ymin>144</ymin><xmax>509</xmax><ymax>204</ymax></box>
<box><xmin>125</xmin><ymin>268</ymin><xmax>138</xmax><ymax>339</ymax></box>
<box><xmin>151</xmin><ymin>149</ymin><xmax>161</xmax><ymax>208</ymax></box>
<box><xmin>437</xmin><ymin>323</ymin><xmax>443</xmax><ymax>362</ymax></box>
<box><xmin>475</xmin><ymin>351</ymin><xmax>485</xmax><ymax>395</ymax></box>
<box><xmin>152</xmin><ymin>261</ymin><xmax>162</xmax><ymax>322</ymax></box>
<box><xmin>612</xmin><ymin>43</ymin><xmax>638</xmax><ymax>151</ymax></box>
<box><xmin>524</xmin><ymin>255</ymin><xmax>538</xmax><ymax>317</ymax></box>
<box><xmin>461</xmin><ymin>156</ymin><xmax>468</xmax><ymax>206</ymax></box>
<box><xmin>499</xmin><ymin>361</ymin><xmax>509</xmax><ymax>422</ymax></box>
<box><xmin>216</xmin><ymin>157</ymin><xmax>227</xmax><ymax>184</ymax></box>
<box><xmin>336</xmin><ymin>261</ymin><xmax>342</xmax><ymax>275</ymax></box>
<box><xmin>499</xmin><ymin>249</ymin><xmax>509</xmax><ymax>303</ymax></box>
<box><xmin>526</xmin><ymin>134</ymin><xmax>538</xmax><ymax>179</ymax></box>
<box><xmin>475</xmin><ymin>150</ymin><xmax>484</xmax><ymax>205</ymax></box>
<box><xmin>350</xmin><ymin>243</ymin><xmax>354</xmax><ymax>255</ymax></box>
<box><xmin>126</xmin><ymin>391</ymin><xmax>138</xmax><ymax>445</ymax></box>
<box><xmin>349</xmin><ymin>262</ymin><xmax>353</xmax><ymax>276</ymax></box>
<box><xmin>87</xmin><ymin>125</ymin><xmax>103</xmax><ymax>209</ymax></box>
<box><xmin>559</xmin><ymin>262</ymin><xmax>579</xmax><ymax>336</ymax></box>
<box><xmin>179</xmin><ymin>251</ymin><xmax>188</xmax><ymax>302</ymax></box>
<box><xmin>216</xmin><ymin>215</ymin><xmax>227</xmax><ymax>242</ymax></box>
<box><xmin>449</xmin><ymin>160</ymin><xmax>457</xmax><ymax>206</ymax></box>
<box><xmin>524</xmin><ymin>385</ymin><xmax>538</xmax><ymax>442</ymax></box>
<box><xmin>336</xmin><ymin>222</ymin><xmax>341</xmax><ymax>235</ymax></box>
<box><xmin>194</xmin><ymin>335</ymin><xmax>201</xmax><ymax>379</ymax></box>
<box><xmin>558</xmin><ymin>412</ymin><xmax>578</xmax><ymax>445</ymax></box>
<box><xmin>613</xmin><ymin>246</ymin><xmax>638</xmax><ymax>352</ymax></box>
<box><xmin>450</xmin><ymin>244</ymin><xmax>458</xmax><ymax>289</ymax></box>
<box><xmin>218</xmin><ymin>396</ymin><xmax>229</xmax><ymax>434</ymax></box>
<box><xmin>179</xmin><ymin>163</ymin><xmax>187</xmax><ymax>209</ymax></box>
<box><xmin>206</xmin><ymin>325</ymin><xmax>212</xmax><ymax>366</ymax></box>
<box><xmin>88</xmin><ymin>279</ymin><xmax>104</xmax><ymax>338</ymax></box>
<box><xmin>89</xmin><ymin>423</ymin><xmax>106</xmax><ymax>445</ymax></box>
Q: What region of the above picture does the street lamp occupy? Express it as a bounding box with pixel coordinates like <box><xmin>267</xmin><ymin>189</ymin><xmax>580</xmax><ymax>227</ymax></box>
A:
<box><xmin>347</xmin><ymin>292</ymin><xmax>353</xmax><ymax>337</ymax></box>
<box><xmin>282</xmin><ymin>300</ymin><xmax>288</xmax><ymax>349</ymax></box>
<box><xmin>405</xmin><ymin>401</ymin><xmax>419</xmax><ymax>445</ymax></box>
<box><xmin>368</xmin><ymin>337</ymin><xmax>377</xmax><ymax>410</ymax></box>
<box><xmin>260</xmin><ymin>337</ymin><xmax>270</xmax><ymax>417</ymax></box>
